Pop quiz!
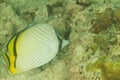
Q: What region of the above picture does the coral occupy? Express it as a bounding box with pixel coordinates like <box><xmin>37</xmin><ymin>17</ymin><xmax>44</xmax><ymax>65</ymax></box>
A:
<box><xmin>66</xmin><ymin>63</ymin><xmax>86</xmax><ymax>80</ymax></box>
<box><xmin>87</xmin><ymin>57</ymin><xmax>120</xmax><ymax>80</ymax></box>
<box><xmin>89</xmin><ymin>8</ymin><xmax>114</xmax><ymax>34</ymax></box>
<box><xmin>89</xmin><ymin>8</ymin><xmax>120</xmax><ymax>54</ymax></box>
<box><xmin>85</xmin><ymin>71</ymin><xmax>102</xmax><ymax>80</ymax></box>
<box><xmin>114</xmin><ymin>8</ymin><xmax>120</xmax><ymax>23</ymax></box>
<box><xmin>109</xmin><ymin>45</ymin><xmax>120</xmax><ymax>56</ymax></box>
<box><xmin>89</xmin><ymin>8</ymin><xmax>120</xmax><ymax>34</ymax></box>
<box><xmin>92</xmin><ymin>32</ymin><xmax>117</xmax><ymax>53</ymax></box>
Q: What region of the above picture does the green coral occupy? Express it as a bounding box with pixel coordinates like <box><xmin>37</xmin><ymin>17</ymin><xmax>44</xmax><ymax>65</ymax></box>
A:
<box><xmin>87</xmin><ymin>56</ymin><xmax>120</xmax><ymax>80</ymax></box>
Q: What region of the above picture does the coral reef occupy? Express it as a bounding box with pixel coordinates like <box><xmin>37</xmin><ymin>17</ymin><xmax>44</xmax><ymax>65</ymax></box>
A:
<box><xmin>0</xmin><ymin>0</ymin><xmax>120</xmax><ymax>80</ymax></box>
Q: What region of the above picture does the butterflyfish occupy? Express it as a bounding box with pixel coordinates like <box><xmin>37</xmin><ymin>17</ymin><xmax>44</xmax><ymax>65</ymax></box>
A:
<box><xmin>2</xmin><ymin>23</ymin><xmax>69</xmax><ymax>74</ymax></box>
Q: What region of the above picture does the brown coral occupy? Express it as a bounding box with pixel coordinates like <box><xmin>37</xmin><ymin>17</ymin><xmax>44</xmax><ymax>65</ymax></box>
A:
<box><xmin>89</xmin><ymin>8</ymin><xmax>119</xmax><ymax>34</ymax></box>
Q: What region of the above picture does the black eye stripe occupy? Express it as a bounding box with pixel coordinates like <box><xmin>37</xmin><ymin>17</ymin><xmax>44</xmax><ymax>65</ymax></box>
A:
<box><xmin>6</xmin><ymin>35</ymin><xmax>18</xmax><ymax>68</ymax></box>
<box><xmin>13</xmin><ymin>34</ymin><xmax>19</xmax><ymax>68</ymax></box>
<box><xmin>6</xmin><ymin>36</ymin><xmax>16</xmax><ymax>68</ymax></box>
<box><xmin>13</xmin><ymin>29</ymin><xmax>25</xmax><ymax>68</ymax></box>
<box><xmin>13</xmin><ymin>37</ymin><xmax>17</xmax><ymax>57</ymax></box>
<box><xmin>6</xmin><ymin>24</ymin><xmax>30</xmax><ymax>69</ymax></box>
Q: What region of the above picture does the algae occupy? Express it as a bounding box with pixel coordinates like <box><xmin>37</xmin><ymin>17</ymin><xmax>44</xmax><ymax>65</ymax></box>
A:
<box><xmin>87</xmin><ymin>56</ymin><xmax>120</xmax><ymax>80</ymax></box>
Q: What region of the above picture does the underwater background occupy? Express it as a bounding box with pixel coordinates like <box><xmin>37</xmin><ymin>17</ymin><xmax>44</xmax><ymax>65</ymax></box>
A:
<box><xmin>0</xmin><ymin>0</ymin><xmax>120</xmax><ymax>80</ymax></box>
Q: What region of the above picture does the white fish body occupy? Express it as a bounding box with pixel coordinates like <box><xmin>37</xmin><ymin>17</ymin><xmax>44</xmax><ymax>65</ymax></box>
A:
<box><xmin>2</xmin><ymin>23</ymin><xmax>67</xmax><ymax>74</ymax></box>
